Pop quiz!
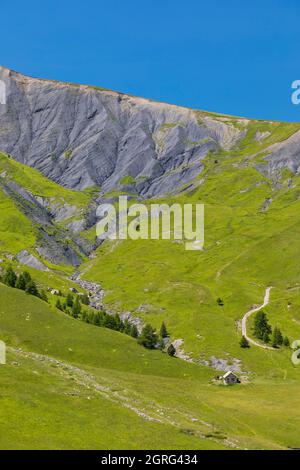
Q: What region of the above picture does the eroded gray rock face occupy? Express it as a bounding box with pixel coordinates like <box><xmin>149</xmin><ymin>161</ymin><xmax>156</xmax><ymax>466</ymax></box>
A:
<box><xmin>16</xmin><ymin>250</ymin><xmax>49</xmax><ymax>271</ymax></box>
<box><xmin>0</xmin><ymin>175</ymin><xmax>92</xmax><ymax>266</ymax></box>
<box><xmin>261</xmin><ymin>129</ymin><xmax>300</xmax><ymax>175</ymax></box>
<box><xmin>0</xmin><ymin>66</ymin><xmax>247</xmax><ymax>197</ymax></box>
<box><xmin>2</xmin><ymin>66</ymin><xmax>300</xmax><ymax>197</ymax></box>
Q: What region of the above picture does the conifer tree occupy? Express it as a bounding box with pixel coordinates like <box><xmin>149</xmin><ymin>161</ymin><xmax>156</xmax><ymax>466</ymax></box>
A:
<box><xmin>124</xmin><ymin>318</ymin><xmax>131</xmax><ymax>335</ymax></box>
<box><xmin>81</xmin><ymin>293</ymin><xmax>89</xmax><ymax>305</ymax></box>
<box><xmin>138</xmin><ymin>324</ymin><xmax>157</xmax><ymax>349</ymax></box>
<box><xmin>167</xmin><ymin>344</ymin><xmax>176</xmax><ymax>357</ymax></box>
<box><xmin>240</xmin><ymin>335</ymin><xmax>250</xmax><ymax>348</ymax></box>
<box><xmin>272</xmin><ymin>327</ymin><xmax>283</xmax><ymax>348</ymax></box>
<box><xmin>130</xmin><ymin>324</ymin><xmax>139</xmax><ymax>338</ymax></box>
<box><xmin>262</xmin><ymin>331</ymin><xmax>270</xmax><ymax>343</ymax></box>
<box><xmin>3</xmin><ymin>266</ymin><xmax>17</xmax><ymax>287</ymax></box>
<box><xmin>160</xmin><ymin>321</ymin><xmax>168</xmax><ymax>338</ymax></box>
<box><xmin>66</xmin><ymin>293</ymin><xmax>74</xmax><ymax>308</ymax></box>
<box><xmin>25</xmin><ymin>280</ymin><xmax>39</xmax><ymax>297</ymax></box>
<box><xmin>71</xmin><ymin>296</ymin><xmax>81</xmax><ymax>318</ymax></box>
<box><xmin>22</xmin><ymin>271</ymin><xmax>32</xmax><ymax>287</ymax></box>
<box><xmin>253</xmin><ymin>311</ymin><xmax>272</xmax><ymax>341</ymax></box>
<box><xmin>39</xmin><ymin>289</ymin><xmax>48</xmax><ymax>302</ymax></box>
<box><xmin>16</xmin><ymin>273</ymin><xmax>27</xmax><ymax>290</ymax></box>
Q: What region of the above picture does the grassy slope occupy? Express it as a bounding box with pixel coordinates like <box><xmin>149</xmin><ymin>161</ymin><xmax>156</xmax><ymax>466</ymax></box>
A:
<box><xmin>0</xmin><ymin>284</ymin><xmax>226</xmax><ymax>450</ymax></box>
<box><xmin>1</xmin><ymin>118</ymin><xmax>300</xmax><ymax>449</ymax></box>
<box><xmin>0</xmin><ymin>152</ymin><xmax>94</xmax><ymax>260</ymax></box>
<box><xmin>0</xmin><ymin>284</ymin><xmax>300</xmax><ymax>449</ymax></box>
<box><xmin>0</xmin><ymin>153</ymin><xmax>93</xmax><ymax>207</ymax></box>
<box><xmin>0</xmin><ymin>186</ymin><xmax>36</xmax><ymax>253</ymax></box>
<box><xmin>82</xmin><ymin>120</ymin><xmax>300</xmax><ymax>374</ymax></box>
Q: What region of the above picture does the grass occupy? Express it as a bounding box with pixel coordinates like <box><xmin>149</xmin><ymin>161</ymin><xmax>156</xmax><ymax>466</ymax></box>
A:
<box><xmin>1</xmin><ymin>116</ymin><xmax>300</xmax><ymax>448</ymax></box>
<box><xmin>119</xmin><ymin>175</ymin><xmax>135</xmax><ymax>186</ymax></box>
<box><xmin>0</xmin><ymin>152</ymin><xmax>92</xmax><ymax>209</ymax></box>
<box><xmin>0</xmin><ymin>186</ymin><xmax>36</xmax><ymax>253</ymax></box>
<box><xmin>81</xmin><ymin>119</ymin><xmax>300</xmax><ymax>381</ymax></box>
<box><xmin>1</xmin><ymin>284</ymin><xmax>300</xmax><ymax>449</ymax></box>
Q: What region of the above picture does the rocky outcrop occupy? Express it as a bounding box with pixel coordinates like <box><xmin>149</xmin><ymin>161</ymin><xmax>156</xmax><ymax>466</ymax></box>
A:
<box><xmin>1</xmin><ymin>66</ymin><xmax>300</xmax><ymax>199</ymax></box>
<box><xmin>0</xmin><ymin>174</ymin><xmax>92</xmax><ymax>266</ymax></box>
<box><xmin>0</xmin><ymin>66</ymin><xmax>247</xmax><ymax>197</ymax></box>
<box><xmin>16</xmin><ymin>250</ymin><xmax>49</xmax><ymax>271</ymax></box>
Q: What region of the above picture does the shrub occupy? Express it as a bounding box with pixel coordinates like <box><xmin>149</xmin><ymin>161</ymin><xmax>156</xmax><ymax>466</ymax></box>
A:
<box><xmin>240</xmin><ymin>335</ymin><xmax>250</xmax><ymax>348</ymax></box>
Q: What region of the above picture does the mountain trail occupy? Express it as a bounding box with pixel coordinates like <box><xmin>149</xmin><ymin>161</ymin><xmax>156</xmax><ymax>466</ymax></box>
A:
<box><xmin>241</xmin><ymin>287</ymin><xmax>273</xmax><ymax>349</ymax></box>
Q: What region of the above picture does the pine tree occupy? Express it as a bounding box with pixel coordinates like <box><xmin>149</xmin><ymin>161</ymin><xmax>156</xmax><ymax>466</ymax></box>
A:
<box><xmin>66</xmin><ymin>293</ymin><xmax>74</xmax><ymax>308</ymax></box>
<box><xmin>39</xmin><ymin>289</ymin><xmax>48</xmax><ymax>302</ymax></box>
<box><xmin>167</xmin><ymin>344</ymin><xmax>176</xmax><ymax>357</ymax></box>
<box><xmin>56</xmin><ymin>299</ymin><xmax>63</xmax><ymax>311</ymax></box>
<box><xmin>272</xmin><ymin>327</ymin><xmax>283</xmax><ymax>348</ymax></box>
<box><xmin>130</xmin><ymin>324</ymin><xmax>139</xmax><ymax>338</ymax></box>
<box><xmin>113</xmin><ymin>313</ymin><xmax>123</xmax><ymax>331</ymax></box>
<box><xmin>16</xmin><ymin>273</ymin><xmax>27</xmax><ymax>290</ymax></box>
<box><xmin>123</xmin><ymin>319</ymin><xmax>131</xmax><ymax>335</ymax></box>
<box><xmin>104</xmin><ymin>314</ymin><xmax>118</xmax><ymax>330</ymax></box>
<box><xmin>283</xmin><ymin>336</ymin><xmax>290</xmax><ymax>347</ymax></box>
<box><xmin>138</xmin><ymin>324</ymin><xmax>157</xmax><ymax>349</ymax></box>
<box><xmin>88</xmin><ymin>311</ymin><xmax>95</xmax><ymax>324</ymax></box>
<box><xmin>71</xmin><ymin>297</ymin><xmax>81</xmax><ymax>318</ymax></box>
<box><xmin>160</xmin><ymin>321</ymin><xmax>168</xmax><ymax>338</ymax></box>
<box><xmin>277</xmin><ymin>328</ymin><xmax>283</xmax><ymax>346</ymax></box>
<box><xmin>240</xmin><ymin>335</ymin><xmax>250</xmax><ymax>348</ymax></box>
<box><xmin>81</xmin><ymin>293</ymin><xmax>89</xmax><ymax>305</ymax></box>
<box><xmin>25</xmin><ymin>280</ymin><xmax>39</xmax><ymax>297</ymax></box>
<box><xmin>253</xmin><ymin>311</ymin><xmax>272</xmax><ymax>341</ymax></box>
<box><xmin>217</xmin><ymin>297</ymin><xmax>224</xmax><ymax>306</ymax></box>
<box><xmin>22</xmin><ymin>271</ymin><xmax>32</xmax><ymax>287</ymax></box>
<box><xmin>3</xmin><ymin>266</ymin><xmax>17</xmax><ymax>287</ymax></box>
<box><xmin>262</xmin><ymin>331</ymin><xmax>270</xmax><ymax>343</ymax></box>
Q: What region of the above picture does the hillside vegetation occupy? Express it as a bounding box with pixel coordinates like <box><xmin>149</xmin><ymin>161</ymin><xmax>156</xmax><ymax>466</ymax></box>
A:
<box><xmin>1</xmin><ymin>69</ymin><xmax>300</xmax><ymax>449</ymax></box>
<box><xmin>1</xmin><ymin>284</ymin><xmax>300</xmax><ymax>449</ymax></box>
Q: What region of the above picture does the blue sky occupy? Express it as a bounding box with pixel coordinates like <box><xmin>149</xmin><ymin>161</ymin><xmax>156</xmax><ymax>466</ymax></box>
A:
<box><xmin>1</xmin><ymin>0</ymin><xmax>300</xmax><ymax>121</ymax></box>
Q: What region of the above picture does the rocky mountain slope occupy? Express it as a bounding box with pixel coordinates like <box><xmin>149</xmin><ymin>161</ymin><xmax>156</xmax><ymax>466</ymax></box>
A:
<box><xmin>2</xmin><ymin>66</ymin><xmax>300</xmax><ymax>198</ymax></box>
<box><xmin>1</xmin><ymin>68</ymin><xmax>300</xmax><ymax>451</ymax></box>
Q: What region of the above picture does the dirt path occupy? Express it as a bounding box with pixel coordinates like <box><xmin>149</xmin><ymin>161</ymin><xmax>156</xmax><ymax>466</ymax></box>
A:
<box><xmin>241</xmin><ymin>287</ymin><xmax>274</xmax><ymax>350</ymax></box>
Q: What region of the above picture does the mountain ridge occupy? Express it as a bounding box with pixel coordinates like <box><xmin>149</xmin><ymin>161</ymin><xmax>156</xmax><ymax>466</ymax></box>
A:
<box><xmin>3</xmin><ymin>66</ymin><xmax>296</xmax><ymax>197</ymax></box>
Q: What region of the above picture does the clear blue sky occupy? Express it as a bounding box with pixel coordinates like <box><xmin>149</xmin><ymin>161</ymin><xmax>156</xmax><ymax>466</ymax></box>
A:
<box><xmin>1</xmin><ymin>0</ymin><xmax>300</xmax><ymax>121</ymax></box>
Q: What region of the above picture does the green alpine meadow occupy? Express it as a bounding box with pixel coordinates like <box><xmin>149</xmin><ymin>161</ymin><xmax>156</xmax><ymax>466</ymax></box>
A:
<box><xmin>1</xmin><ymin>66</ymin><xmax>300</xmax><ymax>452</ymax></box>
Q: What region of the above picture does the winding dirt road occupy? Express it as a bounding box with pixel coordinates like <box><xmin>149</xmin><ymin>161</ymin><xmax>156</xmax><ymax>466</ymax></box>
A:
<box><xmin>241</xmin><ymin>287</ymin><xmax>273</xmax><ymax>349</ymax></box>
